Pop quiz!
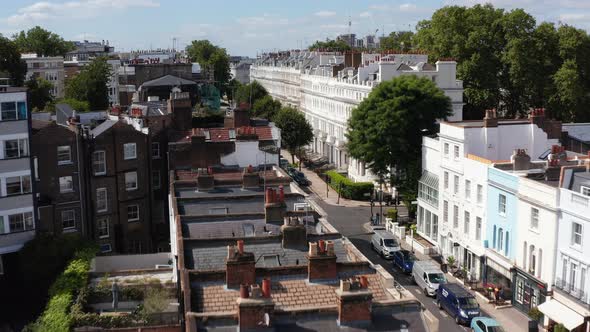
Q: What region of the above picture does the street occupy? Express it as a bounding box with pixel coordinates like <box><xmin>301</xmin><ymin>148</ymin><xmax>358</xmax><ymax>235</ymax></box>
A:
<box><xmin>313</xmin><ymin>197</ymin><xmax>486</xmax><ymax>332</ymax></box>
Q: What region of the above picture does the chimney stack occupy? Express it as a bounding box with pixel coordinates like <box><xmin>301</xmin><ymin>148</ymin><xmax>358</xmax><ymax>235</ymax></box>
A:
<box><xmin>226</xmin><ymin>241</ymin><xmax>256</xmax><ymax>289</ymax></box>
<box><xmin>308</xmin><ymin>240</ymin><xmax>337</xmax><ymax>282</ymax></box>
<box><xmin>196</xmin><ymin>169</ymin><xmax>214</xmax><ymax>191</ymax></box>
<box><xmin>336</xmin><ymin>277</ymin><xmax>373</xmax><ymax>327</ymax></box>
<box><xmin>242</xmin><ymin>166</ymin><xmax>260</xmax><ymax>188</ymax></box>
<box><xmin>511</xmin><ymin>149</ymin><xmax>531</xmax><ymax>171</ymax></box>
<box><xmin>237</xmin><ymin>287</ymin><xmax>275</xmax><ymax>331</ymax></box>
<box><xmin>483</xmin><ymin>109</ymin><xmax>498</xmax><ymax>128</ymax></box>
<box><xmin>281</xmin><ymin>217</ymin><xmax>307</xmax><ymax>249</ymax></box>
<box><xmin>265</xmin><ymin>187</ymin><xmax>286</xmax><ymax>224</ymax></box>
<box><xmin>529</xmin><ymin>108</ymin><xmax>545</xmax><ymax>130</ymax></box>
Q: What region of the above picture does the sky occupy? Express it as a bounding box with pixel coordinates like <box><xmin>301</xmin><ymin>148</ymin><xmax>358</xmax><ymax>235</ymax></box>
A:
<box><xmin>2</xmin><ymin>0</ymin><xmax>590</xmax><ymax>57</ymax></box>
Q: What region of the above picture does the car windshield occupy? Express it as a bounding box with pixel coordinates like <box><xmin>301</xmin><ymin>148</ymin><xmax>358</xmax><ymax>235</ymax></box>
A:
<box><xmin>428</xmin><ymin>273</ymin><xmax>446</xmax><ymax>283</ymax></box>
<box><xmin>401</xmin><ymin>251</ymin><xmax>416</xmax><ymax>261</ymax></box>
<box><xmin>488</xmin><ymin>327</ymin><xmax>506</xmax><ymax>332</ymax></box>
<box><xmin>458</xmin><ymin>297</ymin><xmax>478</xmax><ymax>308</ymax></box>
<box><xmin>383</xmin><ymin>239</ymin><xmax>398</xmax><ymax>247</ymax></box>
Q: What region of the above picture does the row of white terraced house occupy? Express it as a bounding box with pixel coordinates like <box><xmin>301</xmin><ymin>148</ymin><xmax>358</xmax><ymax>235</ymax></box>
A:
<box><xmin>251</xmin><ymin>50</ymin><xmax>464</xmax><ymax>186</ymax></box>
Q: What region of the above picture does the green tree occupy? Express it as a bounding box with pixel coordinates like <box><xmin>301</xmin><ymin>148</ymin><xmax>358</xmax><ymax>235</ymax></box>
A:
<box><xmin>379</xmin><ymin>31</ymin><xmax>415</xmax><ymax>51</ymax></box>
<box><xmin>274</xmin><ymin>107</ymin><xmax>314</xmax><ymax>164</ymax></box>
<box><xmin>25</xmin><ymin>77</ymin><xmax>54</xmax><ymax>111</ymax></box>
<box><xmin>57</xmin><ymin>98</ymin><xmax>91</xmax><ymax>113</ymax></box>
<box><xmin>309</xmin><ymin>39</ymin><xmax>351</xmax><ymax>51</ymax></box>
<box><xmin>0</xmin><ymin>35</ymin><xmax>26</xmax><ymax>86</ymax></box>
<box><xmin>252</xmin><ymin>95</ymin><xmax>281</xmax><ymax>121</ymax></box>
<box><xmin>346</xmin><ymin>75</ymin><xmax>451</xmax><ymax>194</ymax></box>
<box><xmin>551</xmin><ymin>60</ymin><xmax>590</xmax><ymax>122</ymax></box>
<box><xmin>226</xmin><ymin>78</ymin><xmax>242</xmax><ymax>103</ymax></box>
<box><xmin>65</xmin><ymin>57</ymin><xmax>111</xmax><ymax>110</ymax></box>
<box><xmin>186</xmin><ymin>40</ymin><xmax>231</xmax><ymax>91</ymax></box>
<box><xmin>235</xmin><ymin>81</ymin><xmax>268</xmax><ymax>107</ymax></box>
<box><xmin>13</xmin><ymin>26</ymin><xmax>74</xmax><ymax>57</ymax></box>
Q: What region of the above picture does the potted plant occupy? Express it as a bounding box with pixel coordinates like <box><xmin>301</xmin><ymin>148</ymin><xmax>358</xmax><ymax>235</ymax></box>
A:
<box><xmin>446</xmin><ymin>256</ymin><xmax>457</xmax><ymax>273</ymax></box>
<box><xmin>528</xmin><ymin>306</ymin><xmax>543</xmax><ymax>323</ymax></box>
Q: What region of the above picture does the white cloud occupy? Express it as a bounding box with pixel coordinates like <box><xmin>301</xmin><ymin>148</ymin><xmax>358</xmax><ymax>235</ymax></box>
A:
<box><xmin>369</xmin><ymin>4</ymin><xmax>392</xmax><ymax>11</ymax></box>
<box><xmin>359</xmin><ymin>11</ymin><xmax>372</xmax><ymax>18</ymax></box>
<box><xmin>559</xmin><ymin>13</ymin><xmax>590</xmax><ymax>22</ymax></box>
<box><xmin>4</xmin><ymin>0</ymin><xmax>159</xmax><ymax>25</ymax></box>
<box><xmin>314</xmin><ymin>10</ymin><xmax>336</xmax><ymax>17</ymax></box>
<box><xmin>236</xmin><ymin>14</ymin><xmax>289</xmax><ymax>27</ymax></box>
<box><xmin>399</xmin><ymin>3</ymin><xmax>417</xmax><ymax>11</ymax></box>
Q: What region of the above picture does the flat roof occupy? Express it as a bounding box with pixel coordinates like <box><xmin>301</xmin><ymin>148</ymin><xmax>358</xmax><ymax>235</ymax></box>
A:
<box><xmin>177</xmin><ymin>196</ymin><xmax>303</xmax><ymax>216</ymax></box>
<box><xmin>444</xmin><ymin>119</ymin><xmax>530</xmax><ymax>128</ymax></box>
<box><xmin>175</xmin><ymin>185</ymin><xmax>294</xmax><ymax>199</ymax></box>
<box><xmin>563</xmin><ymin>123</ymin><xmax>590</xmax><ymax>143</ymax></box>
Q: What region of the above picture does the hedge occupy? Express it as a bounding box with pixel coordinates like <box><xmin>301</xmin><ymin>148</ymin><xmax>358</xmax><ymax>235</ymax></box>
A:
<box><xmin>325</xmin><ymin>170</ymin><xmax>374</xmax><ymax>200</ymax></box>
<box><xmin>25</xmin><ymin>247</ymin><xmax>97</xmax><ymax>332</ymax></box>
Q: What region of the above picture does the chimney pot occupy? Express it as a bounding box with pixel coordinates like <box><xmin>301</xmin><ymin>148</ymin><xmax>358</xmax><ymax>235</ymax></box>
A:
<box><xmin>227</xmin><ymin>245</ymin><xmax>235</xmax><ymax>259</ymax></box>
<box><xmin>309</xmin><ymin>242</ymin><xmax>318</xmax><ymax>257</ymax></box>
<box><xmin>237</xmin><ymin>240</ymin><xmax>244</xmax><ymax>255</ymax></box>
<box><xmin>240</xmin><ymin>284</ymin><xmax>250</xmax><ymax>298</ymax></box>
<box><xmin>360</xmin><ymin>276</ymin><xmax>369</xmax><ymax>289</ymax></box>
<box><xmin>326</xmin><ymin>240</ymin><xmax>335</xmax><ymax>256</ymax></box>
<box><xmin>262</xmin><ymin>278</ymin><xmax>271</xmax><ymax>298</ymax></box>
<box><xmin>318</xmin><ymin>239</ymin><xmax>326</xmax><ymax>253</ymax></box>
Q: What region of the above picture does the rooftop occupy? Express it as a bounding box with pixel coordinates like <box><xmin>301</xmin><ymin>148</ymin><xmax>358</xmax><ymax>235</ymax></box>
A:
<box><xmin>563</xmin><ymin>123</ymin><xmax>590</xmax><ymax>143</ymax></box>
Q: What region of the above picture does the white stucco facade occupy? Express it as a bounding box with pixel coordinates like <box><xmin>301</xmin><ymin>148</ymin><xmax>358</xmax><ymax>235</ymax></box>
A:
<box><xmin>251</xmin><ymin>51</ymin><xmax>464</xmax><ymax>184</ymax></box>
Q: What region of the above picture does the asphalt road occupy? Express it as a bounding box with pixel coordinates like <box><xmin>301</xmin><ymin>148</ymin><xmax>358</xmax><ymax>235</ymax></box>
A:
<box><xmin>314</xmin><ymin>198</ymin><xmax>481</xmax><ymax>332</ymax></box>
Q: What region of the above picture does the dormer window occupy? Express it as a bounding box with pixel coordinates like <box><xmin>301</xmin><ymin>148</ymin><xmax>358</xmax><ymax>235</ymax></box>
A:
<box><xmin>582</xmin><ymin>186</ymin><xmax>590</xmax><ymax>197</ymax></box>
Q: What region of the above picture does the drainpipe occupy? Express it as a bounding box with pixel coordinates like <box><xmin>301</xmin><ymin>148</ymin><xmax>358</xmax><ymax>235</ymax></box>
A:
<box><xmin>75</xmin><ymin>125</ymin><xmax>86</xmax><ymax>237</ymax></box>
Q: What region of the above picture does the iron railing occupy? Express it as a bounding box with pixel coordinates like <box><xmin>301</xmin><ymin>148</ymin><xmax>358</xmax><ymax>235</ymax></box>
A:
<box><xmin>554</xmin><ymin>278</ymin><xmax>590</xmax><ymax>305</ymax></box>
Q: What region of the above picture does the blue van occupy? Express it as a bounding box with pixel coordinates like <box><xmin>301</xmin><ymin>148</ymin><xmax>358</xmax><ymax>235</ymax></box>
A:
<box><xmin>436</xmin><ymin>283</ymin><xmax>481</xmax><ymax>325</ymax></box>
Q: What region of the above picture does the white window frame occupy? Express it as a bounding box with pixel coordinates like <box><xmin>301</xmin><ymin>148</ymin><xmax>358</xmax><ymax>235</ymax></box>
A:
<box><xmin>127</xmin><ymin>204</ymin><xmax>139</xmax><ymax>222</ymax></box>
<box><xmin>151</xmin><ymin>142</ymin><xmax>160</xmax><ymax>159</ymax></box>
<box><xmin>476</xmin><ymin>217</ymin><xmax>482</xmax><ymax>240</ymax></box>
<box><xmin>444</xmin><ymin>171</ymin><xmax>449</xmax><ymax>190</ymax></box>
<box><xmin>465</xmin><ymin>179</ymin><xmax>471</xmax><ymax>200</ymax></box>
<box><xmin>477</xmin><ymin>184</ymin><xmax>483</xmax><ymax>204</ymax></box>
<box><xmin>61</xmin><ymin>210</ymin><xmax>76</xmax><ymax>230</ymax></box>
<box><xmin>530</xmin><ymin>208</ymin><xmax>539</xmax><ymax>230</ymax></box>
<box><xmin>453</xmin><ymin>175</ymin><xmax>459</xmax><ymax>195</ymax></box>
<box><xmin>464</xmin><ymin>211</ymin><xmax>470</xmax><ymax>235</ymax></box>
<box><xmin>582</xmin><ymin>186</ymin><xmax>590</xmax><ymax>197</ymax></box>
<box><xmin>93</xmin><ymin>150</ymin><xmax>106</xmax><ymax>175</ymax></box>
<box><xmin>444</xmin><ymin>143</ymin><xmax>449</xmax><ymax>157</ymax></box>
<box><xmin>8</xmin><ymin>212</ymin><xmax>34</xmax><ymax>232</ymax></box>
<box><xmin>98</xmin><ymin>217</ymin><xmax>109</xmax><ymax>238</ymax></box>
<box><xmin>4</xmin><ymin>138</ymin><xmax>29</xmax><ymax>159</ymax></box>
<box><xmin>443</xmin><ymin>200</ymin><xmax>449</xmax><ymax>223</ymax></box>
<box><xmin>123</xmin><ymin>143</ymin><xmax>137</xmax><ymax>160</ymax></box>
<box><xmin>5</xmin><ymin>175</ymin><xmax>31</xmax><ymax>196</ymax></box>
<box><xmin>572</xmin><ymin>222</ymin><xmax>583</xmax><ymax>247</ymax></box>
<box><xmin>96</xmin><ymin>188</ymin><xmax>108</xmax><ymax>212</ymax></box>
<box><xmin>454</xmin><ymin>145</ymin><xmax>460</xmax><ymax>159</ymax></box>
<box><xmin>125</xmin><ymin>171</ymin><xmax>138</xmax><ymax>191</ymax></box>
<box><xmin>59</xmin><ymin>176</ymin><xmax>74</xmax><ymax>193</ymax></box>
<box><xmin>453</xmin><ymin>205</ymin><xmax>459</xmax><ymax>229</ymax></box>
<box><xmin>57</xmin><ymin>145</ymin><xmax>72</xmax><ymax>165</ymax></box>
<box><xmin>498</xmin><ymin>194</ymin><xmax>506</xmax><ymax>215</ymax></box>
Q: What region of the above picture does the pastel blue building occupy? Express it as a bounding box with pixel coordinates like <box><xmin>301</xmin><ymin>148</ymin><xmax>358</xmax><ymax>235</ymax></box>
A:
<box><xmin>484</xmin><ymin>167</ymin><xmax>519</xmax><ymax>291</ymax></box>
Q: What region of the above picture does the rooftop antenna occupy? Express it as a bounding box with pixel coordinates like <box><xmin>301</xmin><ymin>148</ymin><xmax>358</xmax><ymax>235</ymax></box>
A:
<box><xmin>348</xmin><ymin>15</ymin><xmax>352</xmax><ymax>47</ymax></box>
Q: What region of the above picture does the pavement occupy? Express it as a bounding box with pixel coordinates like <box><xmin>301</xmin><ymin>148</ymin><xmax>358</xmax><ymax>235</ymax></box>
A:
<box><xmin>286</xmin><ymin>156</ymin><xmax>542</xmax><ymax>332</ymax></box>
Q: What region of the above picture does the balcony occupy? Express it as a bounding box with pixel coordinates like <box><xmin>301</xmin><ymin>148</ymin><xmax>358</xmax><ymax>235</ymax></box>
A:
<box><xmin>0</xmin><ymin>230</ymin><xmax>35</xmax><ymax>254</ymax></box>
<box><xmin>554</xmin><ymin>278</ymin><xmax>590</xmax><ymax>309</ymax></box>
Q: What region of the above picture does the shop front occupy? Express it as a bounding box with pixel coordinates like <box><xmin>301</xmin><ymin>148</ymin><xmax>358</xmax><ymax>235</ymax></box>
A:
<box><xmin>512</xmin><ymin>267</ymin><xmax>548</xmax><ymax>315</ymax></box>
<box><xmin>484</xmin><ymin>249</ymin><xmax>514</xmax><ymax>302</ymax></box>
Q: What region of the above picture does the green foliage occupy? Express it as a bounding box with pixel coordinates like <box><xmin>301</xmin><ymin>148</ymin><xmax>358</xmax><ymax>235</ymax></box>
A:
<box><xmin>252</xmin><ymin>95</ymin><xmax>281</xmax><ymax>121</ymax></box>
<box><xmin>26</xmin><ymin>247</ymin><xmax>97</xmax><ymax>332</ymax></box>
<box><xmin>274</xmin><ymin>107</ymin><xmax>314</xmax><ymax>163</ymax></box>
<box><xmin>379</xmin><ymin>31</ymin><xmax>415</xmax><ymax>51</ymax></box>
<box><xmin>553</xmin><ymin>323</ymin><xmax>567</xmax><ymax>332</ymax></box>
<box><xmin>0</xmin><ymin>35</ymin><xmax>26</xmax><ymax>86</ymax></box>
<box><xmin>386</xmin><ymin>209</ymin><xmax>398</xmax><ymax>221</ymax></box>
<box><xmin>528</xmin><ymin>306</ymin><xmax>543</xmax><ymax>321</ymax></box>
<box><xmin>346</xmin><ymin>75</ymin><xmax>451</xmax><ymax>193</ymax></box>
<box><xmin>446</xmin><ymin>255</ymin><xmax>456</xmax><ymax>267</ymax></box>
<box><xmin>141</xmin><ymin>287</ymin><xmax>170</xmax><ymax>318</ymax></box>
<box><xmin>414</xmin><ymin>4</ymin><xmax>590</xmax><ymax>121</ymax></box>
<box><xmin>13</xmin><ymin>26</ymin><xmax>74</xmax><ymax>56</ymax></box>
<box><xmin>56</xmin><ymin>98</ymin><xmax>91</xmax><ymax>113</ymax></box>
<box><xmin>235</xmin><ymin>81</ymin><xmax>268</xmax><ymax>106</ymax></box>
<box><xmin>309</xmin><ymin>39</ymin><xmax>352</xmax><ymax>51</ymax></box>
<box><xmin>25</xmin><ymin>77</ymin><xmax>54</xmax><ymax>111</ymax></box>
<box><xmin>65</xmin><ymin>57</ymin><xmax>111</xmax><ymax>110</ymax></box>
<box><xmin>325</xmin><ymin>170</ymin><xmax>374</xmax><ymax>200</ymax></box>
<box><xmin>186</xmin><ymin>40</ymin><xmax>231</xmax><ymax>91</ymax></box>
<box><xmin>226</xmin><ymin>78</ymin><xmax>242</xmax><ymax>102</ymax></box>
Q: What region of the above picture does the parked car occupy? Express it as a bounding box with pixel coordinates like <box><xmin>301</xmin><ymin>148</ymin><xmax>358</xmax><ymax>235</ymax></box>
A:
<box><xmin>437</xmin><ymin>283</ymin><xmax>481</xmax><ymax>325</ymax></box>
<box><xmin>392</xmin><ymin>250</ymin><xmax>416</xmax><ymax>274</ymax></box>
<box><xmin>292</xmin><ymin>171</ymin><xmax>310</xmax><ymax>186</ymax></box>
<box><xmin>470</xmin><ymin>317</ymin><xmax>505</xmax><ymax>332</ymax></box>
<box><xmin>279</xmin><ymin>158</ymin><xmax>289</xmax><ymax>169</ymax></box>
<box><xmin>370</xmin><ymin>231</ymin><xmax>401</xmax><ymax>259</ymax></box>
<box><xmin>412</xmin><ymin>261</ymin><xmax>447</xmax><ymax>296</ymax></box>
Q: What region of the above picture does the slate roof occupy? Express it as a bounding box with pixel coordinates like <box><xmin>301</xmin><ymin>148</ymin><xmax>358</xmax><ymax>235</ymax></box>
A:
<box><xmin>55</xmin><ymin>103</ymin><xmax>75</xmax><ymax>125</ymax></box>
<box><xmin>175</xmin><ymin>185</ymin><xmax>293</xmax><ymax>198</ymax></box>
<box><xmin>183</xmin><ymin>238</ymin><xmax>350</xmax><ymax>270</ymax></box>
<box><xmin>563</xmin><ymin>123</ymin><xmax>590</xmax><ymax>143</ymax></box>
<box><xmin>177</xmin><ymin>196</ymin><xmax>303</xmax><ymax>216</ymax></box>
<box><xmin>141</xmin><ymin>74</ymin><xmax>197</xmax><ymax>87</ymax></box>
<box><xmin>91</xmin><ymin>119</ymin><xmax>118</xmax><ymax>137</ymax></box>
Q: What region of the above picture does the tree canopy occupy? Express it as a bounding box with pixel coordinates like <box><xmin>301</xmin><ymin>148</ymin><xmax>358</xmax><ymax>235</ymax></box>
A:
<box><xmin>0</xmin><ymin>35</ymin><xmax>26</xmax><ymax>86</ymax></box>
<box><xmin>274</xmin><ymin>107</ymin><xmax>314</xmax><ymax>164</ymax></box>
<box><xmin>13</xmin><ymin>26</ymin><xmax>74</xmax><ymax>57</ymax></box>
<box><xmin>346</xmin><ymin>75</ymin><xmax>451</xmax><ymax>192</ymax></box>
<box><xmin>309</xmin><ymin>39</ymin><xmax>352</xmax><ymax>51</ymax></box>
<box><xmin>252</xmin><ymin>95</ymin><xmax>281</xmax><ymax>121</ymax></box>
<box><xmin>379</xmin><ymin>31</ymin><xmax>415</xmax><ymax>51</ymax></box>
<box><xmin>25</xmin><ymin>77</ymin><xmax>54</xmax><ymax>111</ymax></box>
<box><xmin>413</xmin><ymin>4</ymin><xmax>590</xmax><ymax>121</ymax></box>
<box><xmin>186</xmin><ymin>40</ymin><xmax>231</xmax><ymax>92</ymax></box>
<box><xmin>235</xmin><ymin>81</ymin><xmax>269</xmax><ymax>107</ymax></box>
<box><xmin>65</xmin><ymin>57</ymin><xmax>111</xmax><ymax>111</ymax></box>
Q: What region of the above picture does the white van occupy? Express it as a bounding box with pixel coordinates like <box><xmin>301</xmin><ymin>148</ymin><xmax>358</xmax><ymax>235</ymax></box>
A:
<box><xmin>412</xmin><ymin>261</ymin><xmax>447</xmax><ymax>296</ymax></box>
<box><xmin>371</xmin><ymin>230</ymin><xmax>401</xmax><ymax>259</ymax></box>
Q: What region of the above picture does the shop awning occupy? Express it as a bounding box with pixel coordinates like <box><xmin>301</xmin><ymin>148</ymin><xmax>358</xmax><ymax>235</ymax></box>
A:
<box><xmin>538</xmin><ymin>299</ymin><xmax>584</xmax><ymax>331</ymax></box>
<box><xmin>419</xmin><ymin>171</ymin><xmax>439</xmax><ymax>189</ymax></box>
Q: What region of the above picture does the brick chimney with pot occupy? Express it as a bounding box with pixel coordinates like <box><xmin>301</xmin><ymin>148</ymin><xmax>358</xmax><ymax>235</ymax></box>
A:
<box><xmin>237</xmin><ymin>283</ymin><xmax>275</xmax><ymax>332</ymax></box>
<box><xmin>226</xmin><ymin>240</ymin><xmax>256</xmax><ymax>289</ymax></box>
<box><xmin>265</xmin><ymin>187</ymin><xmax>286</xmax><ymax>224</ymax></box>
<box><xmin>308</xmin><ymin>240</ymin><xmax>337</xmax><ymax>282</ymax></box>
<box><xmin>336</xmin><ymin>278</ymin><xmax>373</xmax><ymax>327</ymax></box>
<box><xmin>281</xmin><ymin>216</ymin><xmax>307</xmax><ymax>250</ymax></box>
<box><xmin>242</xmin><ymin>165</ymin><xmax>260</xmax><ymax>188</ymax></box>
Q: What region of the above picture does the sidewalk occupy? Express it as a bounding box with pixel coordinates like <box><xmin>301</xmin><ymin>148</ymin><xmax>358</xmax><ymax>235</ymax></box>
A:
<box><xmin>395</xmin><ymin>235</ymin><xmax>544</xmax><ymax>332</ymax></box>
<box><xmin>281</xmin><ymin>149</ymin><xmax>371</xmax><ymax>207</ymax></box>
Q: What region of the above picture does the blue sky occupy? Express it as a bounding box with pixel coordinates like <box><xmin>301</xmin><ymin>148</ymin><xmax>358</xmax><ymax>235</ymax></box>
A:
<box><xmin>2</xmin><ymin>0</ymin><xmax>590</xmax><ymax>56</ymax></box>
